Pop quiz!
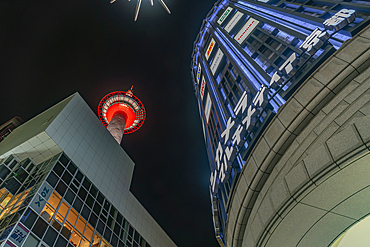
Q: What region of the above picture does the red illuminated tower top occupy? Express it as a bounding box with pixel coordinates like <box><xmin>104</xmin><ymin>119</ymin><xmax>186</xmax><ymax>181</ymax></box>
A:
<box><xmin>98</xmin><ymin>86</ymin><xmax>146</xmax><ymax>144</ymax></box>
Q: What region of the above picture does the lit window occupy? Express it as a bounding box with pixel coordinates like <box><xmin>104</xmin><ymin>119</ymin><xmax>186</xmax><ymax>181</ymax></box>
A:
<box><xmin>11</xmin><ymin>188</ymin><xmax>31</xmax><ymax>213</ymax></box>
<box><xmin>55</xmin><ymin>212</ymin><xmax>64</xmax><ymax>225</ymax></box>
<box><xmin>0</xmin><ymin>188</ymin><xmax>8</xmax><ymax>199</ymax></box>
<box><xmin>101</xmin><ymin>238</ymin><xmax>109</xmax><ymax>247</ymax></box>
<box><xmin>0</xmin><ymin>192</ymin><xmax>13</xmax><ymax>219</ymax></box>
<box><xmin>79</xmin><ymin>236</ymin><xmax>89</xmax><ymax>247</ymax></box>
<box><xmin>70</xmin><ymin>229</ymin><xmax>82</xmax><ymax>247</ymax></box>
<box><xmin>48</xmin><ymin>192</ymin><xmax>62</xmax><ymax>209</ymax></box>
<box><xmin>58</xmin><ymin>202</ymin><xmax>69</xmax><ymax>218</ymax></box>
<box><xmin>6</xmin><ymin>192</ymin><xmax>22</xmax><ymax>210</ymax></box>
<box><xmin>84</xmin><ymin>224</ymin><xmax>94</xmax><ymax>242</ymax></box>
<box><xmin>0</xmin><ymin>193</ymin><xmax>12</xmax><ymax>209</ymax></box>
<box><xmin>92</xmin><ymin>232</ymin><xmax>101</xmax><ymax>247</ymax></box>
<box><xmin>75</xmin><ymin>216</ymin><xmax>86</xmax><ymax>234</ymax></box>
<box><xmin>61</xmin><ymin>221</ymin><xmax>73</xmax><ymax>240</ymax></box>
<box><xmin>67</xmin><ymin>208</ymin><xmax>78</xmax><ymax>226</ymax></box>
<box><xmin>40</xmin><ymin>203</ymin><xmax>55</xmax><ymax>222</ymax></box>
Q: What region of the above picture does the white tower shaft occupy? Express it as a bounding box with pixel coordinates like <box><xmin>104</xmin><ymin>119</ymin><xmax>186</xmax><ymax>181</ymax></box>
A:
<box><xmin>107</xmin><ymin>111</ymin><xmax>126</xmax><ymax>144</ymax></box>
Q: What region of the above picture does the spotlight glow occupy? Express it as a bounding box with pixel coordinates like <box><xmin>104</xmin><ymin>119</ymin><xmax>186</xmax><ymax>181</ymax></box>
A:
<box><xmin>110</xmin><ymin>0</ymin><xmax>171</xmax><ymax>21</ymax></box>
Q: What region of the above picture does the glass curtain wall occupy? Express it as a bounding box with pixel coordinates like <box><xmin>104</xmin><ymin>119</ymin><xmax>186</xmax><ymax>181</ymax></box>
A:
<box><xmin>0</xmin><ymin>153</ymin><xmax>149</xmax><ymax>247</ymax></box>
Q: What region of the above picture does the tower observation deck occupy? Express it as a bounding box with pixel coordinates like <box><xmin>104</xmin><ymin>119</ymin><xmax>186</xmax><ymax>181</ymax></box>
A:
<box><xmin>98</xmin><ymin>86</ymin><xmax>146</xmax><ymax>144</ymax></box>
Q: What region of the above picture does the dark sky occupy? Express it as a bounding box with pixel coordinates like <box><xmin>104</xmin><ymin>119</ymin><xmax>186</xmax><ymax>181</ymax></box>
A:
<box><xmin>0</xmin><ymin>0</ymin><xmax>219</xmax><ymax>246</ymax></box>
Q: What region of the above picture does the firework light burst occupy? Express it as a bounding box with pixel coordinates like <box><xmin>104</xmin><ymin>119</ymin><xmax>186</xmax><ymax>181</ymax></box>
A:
<box><xmin>110</xmin><ymin>0</ymin><xmax>171</xmax><ymax>21</ymax></box>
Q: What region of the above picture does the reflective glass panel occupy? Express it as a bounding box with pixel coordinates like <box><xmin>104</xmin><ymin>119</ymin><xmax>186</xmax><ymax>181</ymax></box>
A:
<box><xmin>75</xmin><ymin>216</ymin><xmax>86</xmax><ymax>234</ymax></box>
<box><xmin>58</xmin><ymin>201</ymin><xmax>69</xmax><ymax>218</ymax></box>
<box><xmin>92</xmin><ymin>232</ymin><xmax>101</xmax><ymax>247</ymax></box>
<box><xmin>67</xmin><ymin>208</ymin><xmax>78</xmax><ymax>226</ymax></box>
<box><xmin>48</xmin><ymin>192</ymin><xmax>62</xmax><ymax>209</ymax></box>
<box><xmin>70</xmin><ymin>229</ymin><xmax>82</xmax><ymax>247</ymax></box>
<box><xmin>84</xmin><ymin>223</ymin><xmax>94</xmax><ymax>242</ymax></box>
<box><xmin>41</xmin><ymin>203</ymin><xmax>55</xmax><ymax>222</ymax></box>
<box><xmin>79</xmin><ymin>236</ymin><xmax>89</xmax><ymax>247</ymax></box>
<box><xmin>101</xmin><ymin>238</ymin><xmax>109</xmax><ymax>247</ymax></box>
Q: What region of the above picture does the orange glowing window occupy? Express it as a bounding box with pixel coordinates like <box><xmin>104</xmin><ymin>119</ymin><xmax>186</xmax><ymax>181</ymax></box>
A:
<box><xmin>75</xmin><ymin>216</ymin><xmax>86</xmax><ymax>234</ymax></box>
<box><xmin>48</xmin><ymin>192</ymin><xmax>62</xmax><ymax>209</ymax></box>
<box><xmin>70</xmin><ymin>229</ymin><xmax>82</xmax><ymax>247</ymax></box>
<box><xmin>84</xmin><ymin>224</ymin><xmax>94</xmax><ymax>242</ymax></box>
<box><xmin>79</xmin><ymin>236</ymin><xmax>90</xmax><ymax>247</ymax></box>
<box><xmin>101</xmin><ymin>238</ymin><xmax>109</xmax><ymax>247</ymax></box>
<box><xmin>67</xmin><ymin>208</ymin><xmax>78</xmax><ymax>226</ymax></box>
<box><xmin>0</xmin><ymin>194</ymin><xmax>12</xmax><ymax>209</ymax></box>
<box><xmin>92</xmin><ymin>232</ymin><xmax>101</xmax><ymax>247</ymax></box>
<box><xmin>58</xmin><ymin>202</ymin><xmax>69</xmax><ymax>218</ymax></box>
<box><xmin>55</xmin><ymin>212</ymin><xmax>65</xmax><ymax>225</ymax></box>
<box><xmin>0</xmin><ymin>188</ymin><xmax>7</xmax><ymax>199</ymax></box>
<box><xmin>40</xmin><ymin>203</ymin><xmax>55</xmax><ymax>222</ymax></box>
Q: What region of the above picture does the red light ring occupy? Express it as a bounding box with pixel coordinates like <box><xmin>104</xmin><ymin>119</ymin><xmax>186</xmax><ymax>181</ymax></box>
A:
<box><xmin>97</xmin><ymin>91</ymin><xmax>146</xmax><ymax>134</ymax></box>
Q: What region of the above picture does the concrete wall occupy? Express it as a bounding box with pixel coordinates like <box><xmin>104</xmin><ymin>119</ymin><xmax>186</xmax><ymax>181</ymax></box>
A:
<box><xmin>226</xmin><ymin>25</ymin><xmax>370</xmax><ymax>247</ymax></box>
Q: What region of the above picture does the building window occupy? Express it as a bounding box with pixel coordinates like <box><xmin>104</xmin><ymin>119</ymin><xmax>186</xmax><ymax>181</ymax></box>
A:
<box><xmin>66</xmin><ymin>208</ymin><xmax>78</xmax><ymax>226</ymax></box>
<box><xmin>0</xmin><ymin>152</ymin><xmax>151</xmax><ymax>247</ymax></box>
<box><xmin>48</xmin><ymin>192</ymin><xmax>62</xmax><ymax>210</ymax></box>
<box><xmin>93</xmin><ymin>232</ymin><xmax>102</xmax><ymax>246</ymax></box>
<box><xmin>41</xmin><ymin>204</ymin><xmax>55</xmax><ymax>222</ymax></box>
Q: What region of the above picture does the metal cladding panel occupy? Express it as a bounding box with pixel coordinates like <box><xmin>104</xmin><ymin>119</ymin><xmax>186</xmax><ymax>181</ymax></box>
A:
<box><xmin>0</xmin><ymin>94</ymin><xmax>73</xmax><ymax>160</ymax></box>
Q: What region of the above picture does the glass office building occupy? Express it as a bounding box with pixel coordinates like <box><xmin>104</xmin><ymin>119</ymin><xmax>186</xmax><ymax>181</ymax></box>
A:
<box><xmin>0</xmin><ymin>93</ymin><xmax>176</xmax><ymax>247</ymax></box>
<box><xmin>191</xmin><ymin>0</ymin><xmax>370</xmax><ymax>246</ymax></box>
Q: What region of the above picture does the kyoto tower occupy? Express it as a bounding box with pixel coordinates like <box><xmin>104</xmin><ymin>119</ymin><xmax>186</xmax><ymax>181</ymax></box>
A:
<box><xmin>98</xmin><ymin>86</ymin><xmax>146</xmax><ymax>144</ymax></box>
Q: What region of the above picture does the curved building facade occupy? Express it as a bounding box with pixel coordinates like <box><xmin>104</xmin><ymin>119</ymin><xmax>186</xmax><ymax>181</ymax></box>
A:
<box><xmin>191</xmin><ymin>1</ymin><xmax>370</xmax><ymax>246</ymax></box>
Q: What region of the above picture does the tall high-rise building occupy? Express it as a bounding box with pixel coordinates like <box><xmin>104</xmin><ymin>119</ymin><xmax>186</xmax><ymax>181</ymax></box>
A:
<box><xmin>0</xmin><ymin>93</ymin><xmax>176</xmax><ymax>247</ymax></box>
<box><xmin>191</xmin><ymin>1</ymin><xmax>370</xmax><ymax>246</ymax></box>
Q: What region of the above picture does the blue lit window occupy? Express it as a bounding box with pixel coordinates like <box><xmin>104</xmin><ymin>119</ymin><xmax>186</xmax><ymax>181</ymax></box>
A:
<box><xmin>219</xmin><ymin>87</ymin><xmax>226</xmax><ymax>101</ymax></box>
<box><xmin>261</xmin><ymin>23</ymin><xmax>275</xmax><ymax>33</ymax></box>
<box><xmin>244</xmin><ymin>44</ymin><xmax>255</xmax><ymax>56</ymax></box>
<box><xmin>226</xmin><ymin>103</ymin><xmax>235</xmax><ymax>118</ymax></box>
<box><xmin>216</xmin><ymin>73</ymin><xmax>222</xmax><ymax>84</ymax></box>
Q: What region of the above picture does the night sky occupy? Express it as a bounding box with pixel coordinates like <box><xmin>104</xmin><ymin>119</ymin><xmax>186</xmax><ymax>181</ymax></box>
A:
<box><xmin>0</xmin><ymin>0</ymin><xmax>220</xmax><ymax>246</ymax></box>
